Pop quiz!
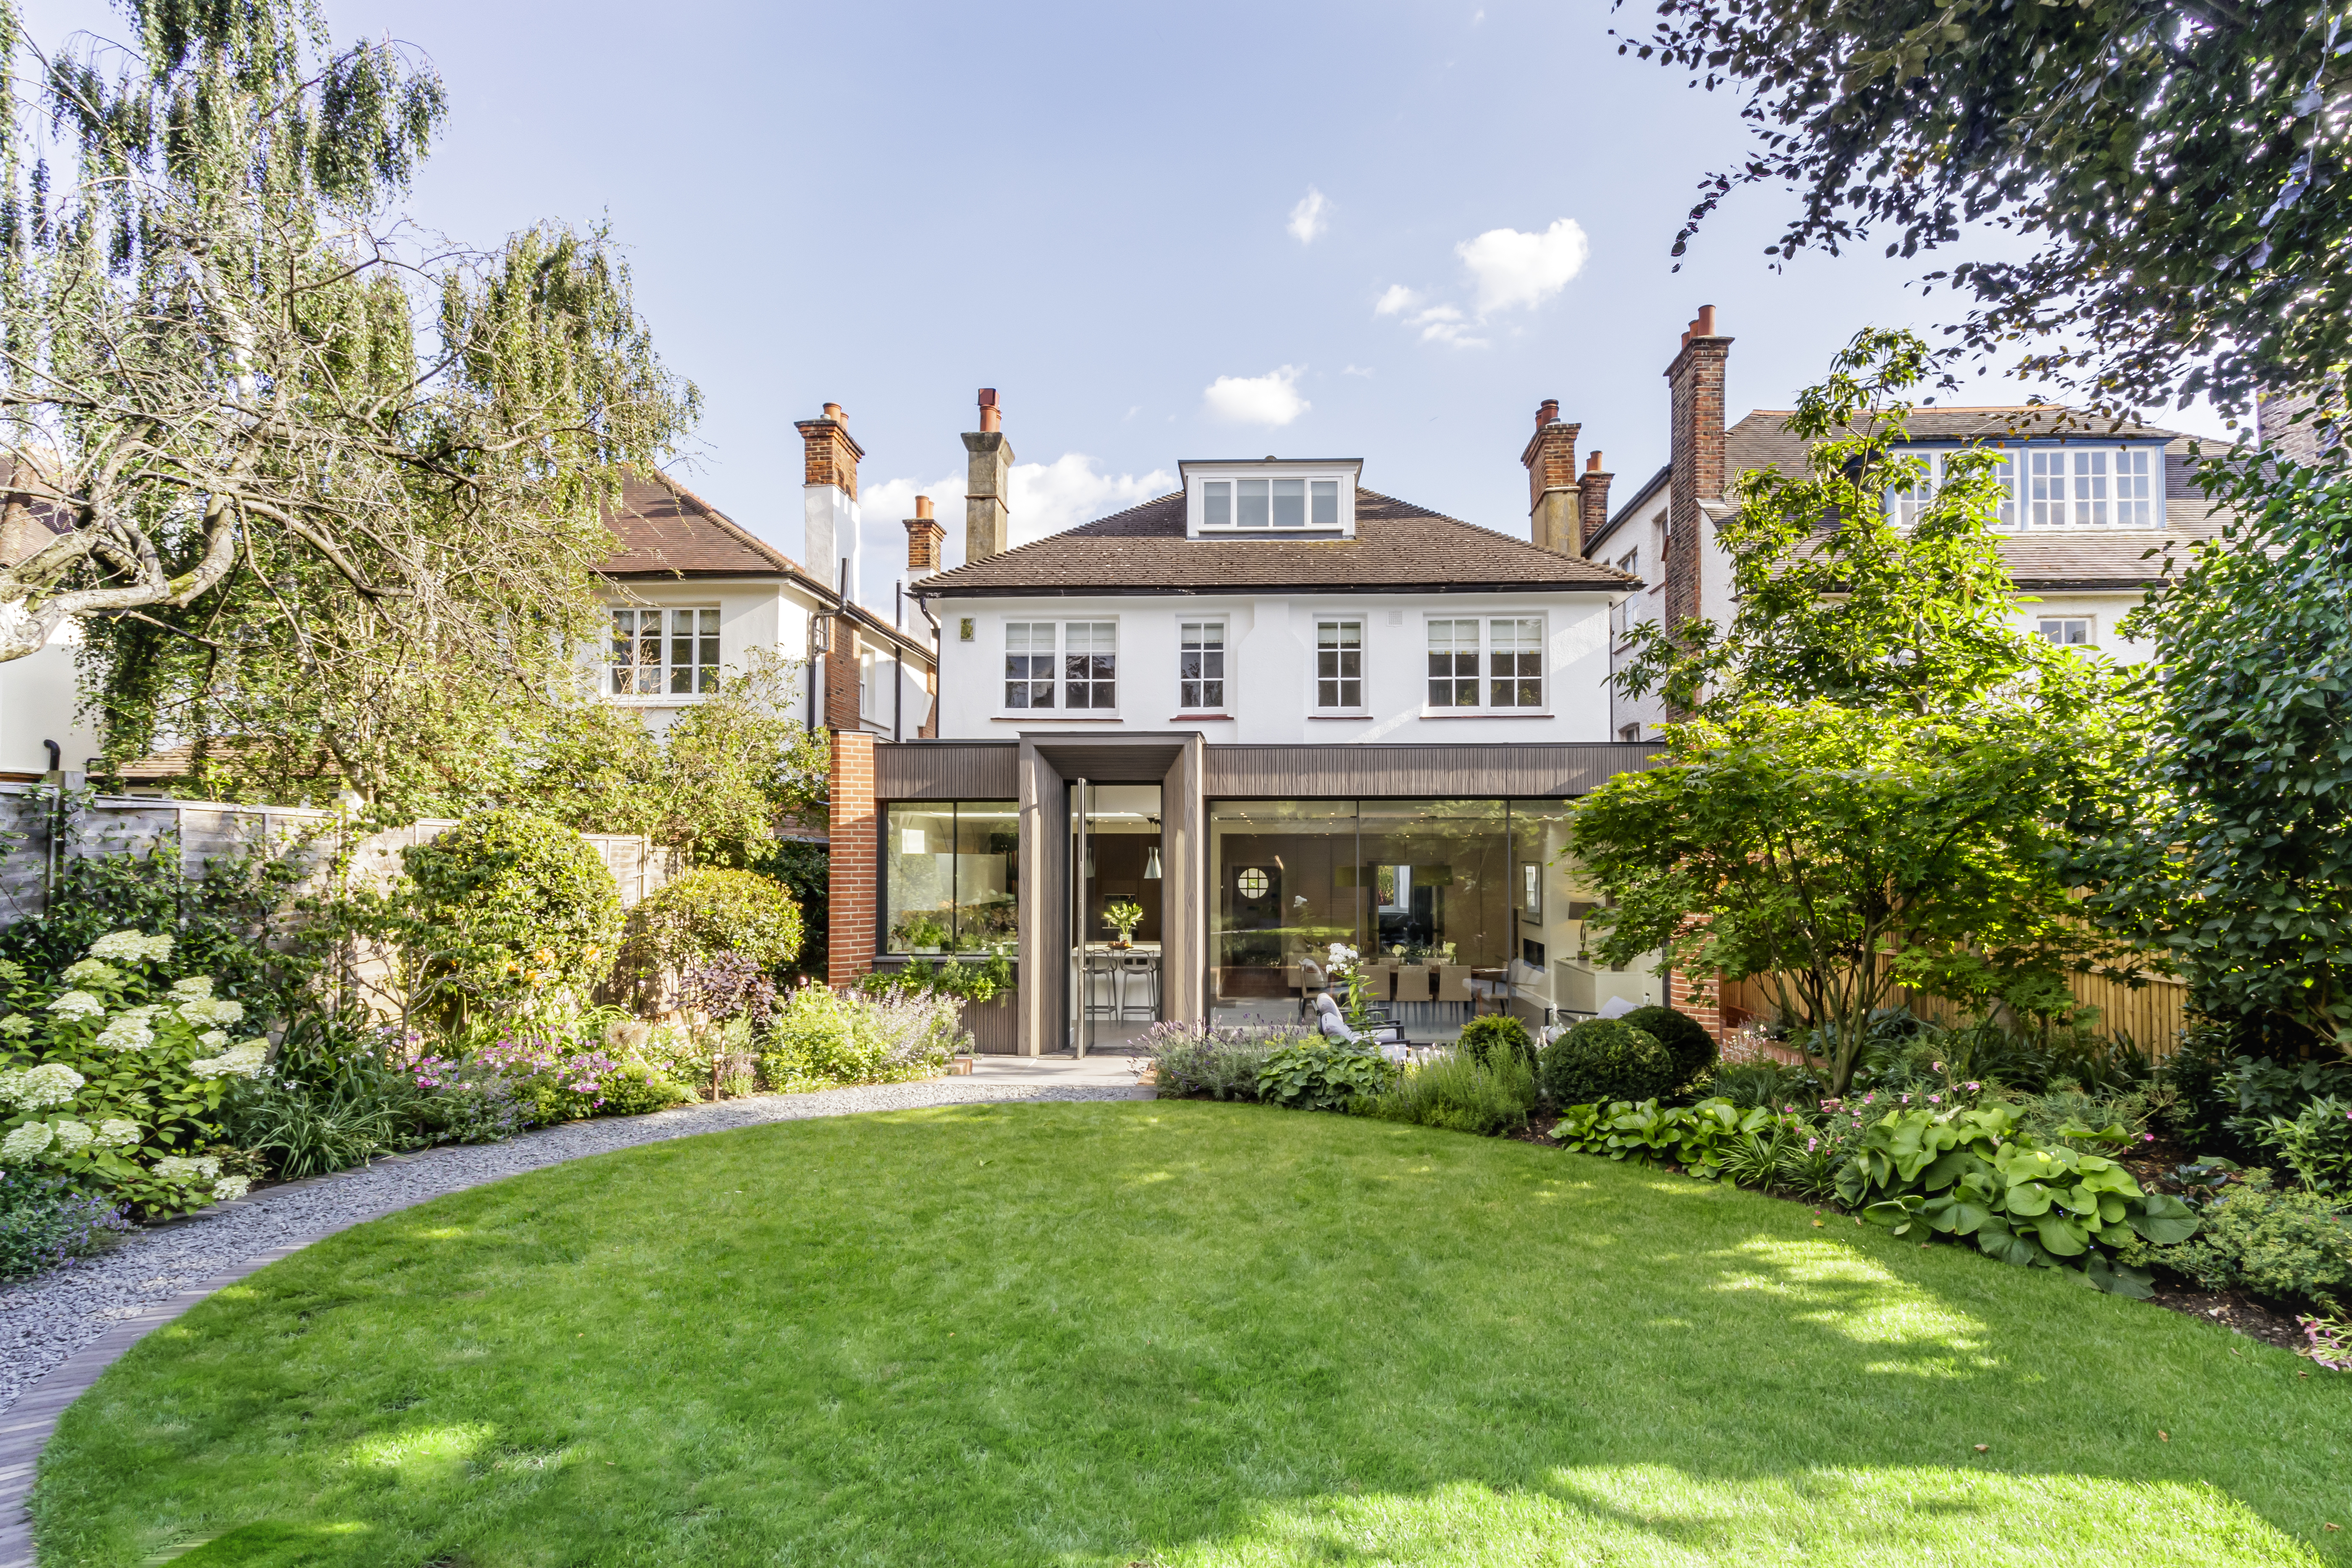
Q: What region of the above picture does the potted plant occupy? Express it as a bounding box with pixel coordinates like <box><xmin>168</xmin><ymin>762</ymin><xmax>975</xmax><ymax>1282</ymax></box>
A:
<box><xmin>1102</xmin><ymin>899</ymin><xmax>1145</xmax><ymax>949</ymax></box>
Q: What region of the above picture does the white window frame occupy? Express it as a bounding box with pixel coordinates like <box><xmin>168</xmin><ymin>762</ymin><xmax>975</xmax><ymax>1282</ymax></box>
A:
<box><xmin>2036</xmin><ymin>615</ymin><xmax>2096</xmax><ymax>648</ymax></box>
<box><xmin>1183</xmin><ymin>462</ymin><xmax>1361</xmax><ymax>538</ymax></box>
<box><xmin>1178</xmin><ymin>619</ymin><xmax>1227</xmax><ymax>712</ymax></box>
<box><xmin>1004</xmin><ymin>619</ymin><xmax>1119</xmax><ymax>715</ymax></box>
<box><xmin>1314</xmin><ymin>617</ymin><xmax>1366</xmax><ymax>713</ymax></box>
<box><xmin>608</xmin><ymin>605</ymin><xmax>721</xmax><ymax>700</ymax></box>
<box><xmin>1423</xmin><ymin>614</ymin><xmax>1547</xmax><ymax>716</ymax></box>
<box><xmin>1618</xmin><ymin>723</ymin><xmax>1642</xmax><ymax>742</ymax></box>
<box><xmin>1894</xmin><ymin>443</ymin><xmax>2162</xmax><ymax>531</ymax></box>
<box><xmin>1610</xmin><ymin>548</ymin><xmax>1641</xmax><ymax>638</ymax></box>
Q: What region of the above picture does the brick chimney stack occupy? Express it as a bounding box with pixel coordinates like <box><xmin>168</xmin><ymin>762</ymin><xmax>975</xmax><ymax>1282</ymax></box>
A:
<box><xmin>1521</xmin><ymin>399</ymin><xmax>1581</xmax><ymax>555</ymax></box>
<box><xmin>963</xmin><ymin>388</ymin><xmax>1013</xmax><ymax>564</ymax></box>
<box><xmin>1576</xmin><ymin>450</ymin><xmax>1614</xmax><ymax>557</ymax></box>
<box><xmin>1664</xmin><ymin>305</ymin><xmax>1731</xmax><ymax>638</ymax></box>
<box><xmin>904</xmin><ymin>494</ymin><xmax>944</xmax><ymax>580</ymax></box>
<box><xmin>794</xmin><ymin>401</ymin><xmax>865</xmax><ymax>604</ymax></box>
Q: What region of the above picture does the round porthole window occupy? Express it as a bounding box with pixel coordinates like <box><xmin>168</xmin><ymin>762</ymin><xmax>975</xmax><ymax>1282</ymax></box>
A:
<box><xmin>1236</xmin><ymin>868</ymin><xmax>1270</xmax><ymax>899</ymax></box>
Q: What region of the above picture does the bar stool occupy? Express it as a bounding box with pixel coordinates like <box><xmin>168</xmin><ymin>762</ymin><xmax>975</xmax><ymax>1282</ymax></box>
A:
<box><xmin>1085</xmin><ymin>954</ymin><xmax>1119</xmax><ymax>1019</ymax></box>
<box><xmin>1119</xmin><ymin>954</ymin><xmax>1159</xmax><ymax>1021</ymax></box>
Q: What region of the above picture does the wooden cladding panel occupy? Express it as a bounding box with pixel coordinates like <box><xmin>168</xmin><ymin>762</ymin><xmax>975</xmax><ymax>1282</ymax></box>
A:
<box><xmin>1201</xmin><ymin>742</ymin><xmax>1657</xmax><ymax>800</ymax></box>
<box><xmin>875</xmin><ymin>743</ymin><xmax>1019</xmax><ymax>800</ymax></box>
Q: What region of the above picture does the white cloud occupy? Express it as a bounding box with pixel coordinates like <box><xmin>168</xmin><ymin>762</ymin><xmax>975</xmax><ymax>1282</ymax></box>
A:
<box><xmin>1007</xmin><ymin>455</ymin><xmax>1176</xmax><ymax>546</ymax></box>
<box><xmin>1456</xmin><ymin>217</ymin><xmax>1589</xmax><ymax>316</ymax></box>
<box><xmin>1287</xmin><ymin>187</ymin><xmax>1331</xmax><ymax>245</ymax></box>
<box><xmin>1371</xmin><ymin>216</ymin><xmax>1589</xmax><ymax>350</ymax></box>
<box><xmin>1202</xmin><ymin>366</ymin><xmax>1310</xmax><ymax>427</ymax></box>
<box><xmin>1343</xmin><ymin>364</ymin><xmax>1375</xmax><ymax>378</ymax></box>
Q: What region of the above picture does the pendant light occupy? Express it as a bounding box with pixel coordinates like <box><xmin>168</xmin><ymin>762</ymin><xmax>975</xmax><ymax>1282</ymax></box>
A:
<box><xmin>1143</xmin><ymin>844</ymin><xmax>1162</xmax><ymax>879</ymax></box>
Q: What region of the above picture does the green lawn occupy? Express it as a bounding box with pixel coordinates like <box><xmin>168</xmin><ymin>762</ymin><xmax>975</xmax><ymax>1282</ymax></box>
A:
<box><xmin>30</xmin><ymin>1101</ymin><xmax>2347</xmax><ymax>1566</ymax></box>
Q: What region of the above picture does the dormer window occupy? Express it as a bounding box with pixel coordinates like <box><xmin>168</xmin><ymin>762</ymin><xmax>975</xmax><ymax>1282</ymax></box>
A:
<box><xmin>1182</xmin><ymin>459</ymin><xmax>1362</xmax><ymax>538</ymax></box>
<box><xmin>1885</xmin><ymin>443</ymin><xmax>2163</xmax><ymax>532</ymax></box>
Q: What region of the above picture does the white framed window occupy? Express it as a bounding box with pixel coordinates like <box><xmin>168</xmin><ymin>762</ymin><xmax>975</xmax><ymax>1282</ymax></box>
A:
<box><xmin>1190</xmin><ymin>468</ymin><xmax>1353</xmax><ymax>535</ymax></box>
<box><xmin>1427</xmin><ymin>619</ymin><xmax>1480</xmax><ymax>708</ymax></box>
<box><xmin>1316</xmin><ymin>619</ymin><xmax>1363</xmax><ymax>709</ymax></box>
<box><xmin>2036</xmin><ymin>616</ymin><xmax>2095</xmax><ymax>647</ymax></box>
<box><xmin>1611</xmin><ymin>551</ymin><xmax>1641</xmax><ymax>638</ymax></box>
<box><xmin>1005</xmin><ymin>621</ymin><xmax>1056</xmax><ymax>709</ymax></box>
<box><xmin>610</xmin><ymin>607</ymin><xmax>718</xmax><ymax>697</ymax></box>
<box><xmin>1890</xmin><ymin>449</ymin><xmax>2017</xmax><ymax>528</ymax></box>
<box><xmin>1063</xmin><ymin>620</ymin><xmax>1117</xmax><ymax>710</ymax></box>
<box><xmin>2025</xmin><ymin>447</ymin><xmax>2161</xmax><ymax>529</ymax></box>
<box><xmin>1618</xmin><ymin>723</ymin><xmax>1642</xmax><ymax>742</ymax></box>
<box><xmin>1489</xmin><ymin>618</ymin><xmax>1544</xmax><ymax>708</ymax></box>
<box><xmin>1426</xmin><ymin>617</ymin><xmax>1545</xmax><ymax>712</ymax></box>
<box><xmin>1179</xmin><ymin>620</ymin><xmax>1225</xmax><ymax>710</ymax></box>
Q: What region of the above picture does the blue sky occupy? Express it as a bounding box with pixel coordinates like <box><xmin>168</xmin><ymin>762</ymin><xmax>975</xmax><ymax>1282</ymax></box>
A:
<box><xmin>29</xmin><ymin>0</ymin><xmax>2230</xmax><ymax>608</ymax></box>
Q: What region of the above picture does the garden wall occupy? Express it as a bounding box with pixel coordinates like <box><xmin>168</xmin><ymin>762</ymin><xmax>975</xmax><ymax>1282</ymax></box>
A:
<box><xmin>0</xmin><ymin>784</ymin><xmax>679</xmax><ymax>927</ymax></box>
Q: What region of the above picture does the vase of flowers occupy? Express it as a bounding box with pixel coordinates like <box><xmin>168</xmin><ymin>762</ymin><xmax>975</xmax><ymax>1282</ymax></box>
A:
<box><xmin>1102</xmin><ymin>899</ymin><xmax>1145</xmax><ymax>949</ymax></box>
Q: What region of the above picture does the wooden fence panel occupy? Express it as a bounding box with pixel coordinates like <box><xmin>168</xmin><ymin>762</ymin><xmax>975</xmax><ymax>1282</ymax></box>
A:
<box><xmin>1714</xmin><ymin>960</ymin><xmax>2190</xmax><ymax>1058</ymax></box>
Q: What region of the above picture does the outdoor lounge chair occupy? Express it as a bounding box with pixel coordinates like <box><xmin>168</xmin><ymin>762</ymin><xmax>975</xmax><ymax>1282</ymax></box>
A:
<box><xmin>1313</xmin><ymin>992</ymin><xmax>1409</xmax><ymax>1060</ymax></box>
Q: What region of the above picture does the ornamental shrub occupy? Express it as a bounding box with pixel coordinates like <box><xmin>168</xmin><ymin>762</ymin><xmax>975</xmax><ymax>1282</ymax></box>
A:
<box><xmin>1256</xmin><ymin>1041</ymin><xmax>1398</xmax><ymax>1112</ymax></box>
<box><xmin>0</xmin><ymin>1170</ymin><xmax>129</xmax><ymax>1278</ymax></box>
<box><xmin>758</xmin><ymin>985</ymin><xmax>962</xmax><ymax>1092</ymax></box>
<box><xmin>400</xmin><ymin>810</ymin><xmax>622</xmax><ymax>1008</ymax></box>
<box><xmin>1539</xmin><ymin>1020</ymin><xmax>1673</xmax><ymax>1107</ymax></box>
<box><xmin>1456</xmin><ymin>1015</ymin><xmax>1536</xmax><ymax>1070</ymax></box>
<box><xmin>1360</xmin><ymin>1049</ymin><xmax>1535</xmax><ymax>1135</ymax></box>
<box><xmin>2254</xmin><ymin>1096</ymin><xmax>2352</xmax><ymax>1193</ymax></box>
<box><xmin>620</xmin><ymin>868</ymin><xmax>804</xmax><ymax>981</ymax></box>
<box><xmin>1141</xmin><ymin>1023</ymin><xmax>1302</xmax><ymax>1101</ymax></box>
<box><xmin>1620</xmin><ymin>1005</ymin><xmax>1718</xmax><ymax>1085</ymax></box>
<box><xmin>2160</xmin><ymin>1170</ymin><xmax>2352</xmax><ymax>1308</ymax></box>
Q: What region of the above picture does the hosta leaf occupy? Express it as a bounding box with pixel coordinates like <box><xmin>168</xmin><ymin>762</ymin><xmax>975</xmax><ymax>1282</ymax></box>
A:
<box><xmin>2130</xmin><ymin>1192</ymin><xmax>2200</xmax><ymax>1245</ymax></box>
<box><xmin>2034</xmin><ymin>1212</ymin><xmax>2089</xmax><ymax>1256</ymax></box>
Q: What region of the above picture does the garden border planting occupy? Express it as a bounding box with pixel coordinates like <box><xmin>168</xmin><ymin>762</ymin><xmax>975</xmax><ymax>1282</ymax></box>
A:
<box><xmin>0</xmin><ymin>1079</ymin><xmax>1140</xmax><ymax>1568</ymax></box>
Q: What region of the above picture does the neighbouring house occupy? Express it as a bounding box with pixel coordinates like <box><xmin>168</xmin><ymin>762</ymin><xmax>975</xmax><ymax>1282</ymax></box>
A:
<box><xmin>832</xmin><ymin>390</ymin><xmax>1667</xmax><ymax>1056</ymax></box>
<box><xmin>593</xmin><ymin>443</ymin><xmax>937</xmax><ymax>752</ymax></box>
<box><xmin>1582</xmin><ymin>306</ymin><xmax>2237</xmax><ymax>741</ymax></box>
<box><xmin>0</xmin><ymin>472</ymin><xmax>102</xmax><ymax>781</ymax></box>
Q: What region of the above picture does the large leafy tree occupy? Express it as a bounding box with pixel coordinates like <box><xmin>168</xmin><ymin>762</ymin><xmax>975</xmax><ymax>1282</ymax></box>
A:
<box><xmin>2078</xmin><ymin>448</ymin><xmax>2352</xmax><ymax>1057</ymax></box>
<box><xmin>1619</xmin><ymin>0</ymin><xmax>2351</xmax><ymax>419</ymax></box>
<box><xmin>1581</xmin><ymin>330</ymin><xmax>2146</xmax><ymax>1090</ymax></box>
<box><xmin>0</xmin><ymin>1</ymin><xmax>696</xmax><ymax>805</ymax></box>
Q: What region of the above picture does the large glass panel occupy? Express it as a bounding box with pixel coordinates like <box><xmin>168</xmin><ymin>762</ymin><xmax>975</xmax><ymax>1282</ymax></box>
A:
<box><xmin>1209</xmin><ymin>800</ymin><xmax>1358</xmax><ymax>1023</ymax></box>
<box><xmin>885</xmin><ymin>803</ymin><xmax>957</xmax><ymax>952</ymax></box>
<box><xmin>884</xmin><ymin>801</ymin><xmax>1020</xmax><ymax>954</ymax></box>
<box><xmin>1272</xmin><ymin>477</ymin><xmax>1306</xmax><ymax>527</ymax></box>
<box><xmin>1310</xmin><ymin>479</ymin><xmax>1339</xmax><ymax>527</ymax></box>
<box><xmin>1357</xmin><ymin>800</ymin><xmax>1508</xmax><ymax>970</ymax></box>
<box><xmin>1238</xmin><ymin>478</ymin><xmax>1270</xmax><ymax>528</ymax></box>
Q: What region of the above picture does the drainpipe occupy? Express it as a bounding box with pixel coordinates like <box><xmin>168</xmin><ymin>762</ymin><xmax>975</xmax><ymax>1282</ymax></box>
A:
<box><xmin>40</xmin><ymin>739</ymin><xmax>59</xmax><ymax>913</ymax></box>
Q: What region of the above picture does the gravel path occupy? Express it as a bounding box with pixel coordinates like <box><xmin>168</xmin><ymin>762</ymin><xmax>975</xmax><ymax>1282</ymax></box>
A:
<box><xmin>0</xmin><ymin>1079</ymin><xmax>1144</xmax><ymax>1415</ymax></box>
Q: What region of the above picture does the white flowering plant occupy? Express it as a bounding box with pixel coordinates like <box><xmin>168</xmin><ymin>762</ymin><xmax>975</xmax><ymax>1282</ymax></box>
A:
<box><xmin>0</xmin><ymin>931</ymin><xmax>267</xmax><ymax>1216</ymax></box>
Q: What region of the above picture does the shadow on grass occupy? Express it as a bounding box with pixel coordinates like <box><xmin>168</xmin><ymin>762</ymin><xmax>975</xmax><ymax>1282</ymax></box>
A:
<box><xmin>31</xmin><ymin>1100</ymin><xmax>2347</xmax><ymax>1567</ymax></box>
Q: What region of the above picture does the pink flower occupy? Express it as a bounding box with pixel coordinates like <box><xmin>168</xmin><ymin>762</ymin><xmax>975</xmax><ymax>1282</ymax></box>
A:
<box><xmin>1928</xmin><ymin>1095</ymin><xmax>1942</xmax><ymax>1104</ymax></box>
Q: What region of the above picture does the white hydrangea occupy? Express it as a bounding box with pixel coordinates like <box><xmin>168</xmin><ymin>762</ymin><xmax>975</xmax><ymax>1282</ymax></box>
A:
<box><xmin>197</xmin><ymin>1029</ymin><xmax>229</xmax><ymax>1049</ymax></box>
<box><xmin>0</xmin><ymin>1015</ymin><xmax>31</xmax><ymax>1039</ymax></box>
<box><xmin>177</xmin><ymin>997</ymin><xmax>244</xmax><ymax>1027</ymax></box>
<box><xmin>191</xmin><ymin>1040</ymin><xmax>269</xmax><ymax>1079</ymax></box>
<box><xmin>95</xmin><ymin>1118</ymin><xmax>142</xmax><ymax>1148</ymax></box>
<box><xmin>50</xmin><ymin>1120</ymin><xmax>92</xmax><ymax>1155</ymax></box>
<box><xmin>58</xmin><ymin>958</ymin><xmax>119</xmax><ymax>988</ymax></box>
<box><xmin>1</xmin><ymin>1122</ymin><xmax>52</xmax><ymax>1160</ymax></box>
<box><xmin>10</xmin><ymin>1064</ymin><xmax>84</xmax><ymax>1109</ymax></box>
<box><xmin>87</xmin><ymin>931</ymin><xmax>173</xmax><ymax>963</ymax></box>
<box><xmin>168</xmin><ymin>976</ymin><xmax>214</xmax><ymax>1000</ymax></box>
<box><xmin>45</xmin><ymin>991</ymin><xmax>103</xmax><ymax>1020</ymax></box>
<box><xmin>210</xmin><ymin>1175</ymin><xmax>251</xmax><ymax>1202</ymax></box>
<box><xmin>149</xmin><ymin>1153</ymin><xmax>221</xmax><ymax>1183</ymax></box>
<box><xmin>94</xmin><ymin>1015</ymin><xmax>155</xmax><ymax>1053</ymax></box>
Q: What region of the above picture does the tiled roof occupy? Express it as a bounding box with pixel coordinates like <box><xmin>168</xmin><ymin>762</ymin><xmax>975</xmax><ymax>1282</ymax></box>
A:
<box><xmin>912</xmin><ymin>488</ymin><xmax>1632</xmax><ymax>597</ymax></box>
<box><xmin>596</xmin><ymin>471</ymin><xmax>810</xmax><ymax>580</ymax></box>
